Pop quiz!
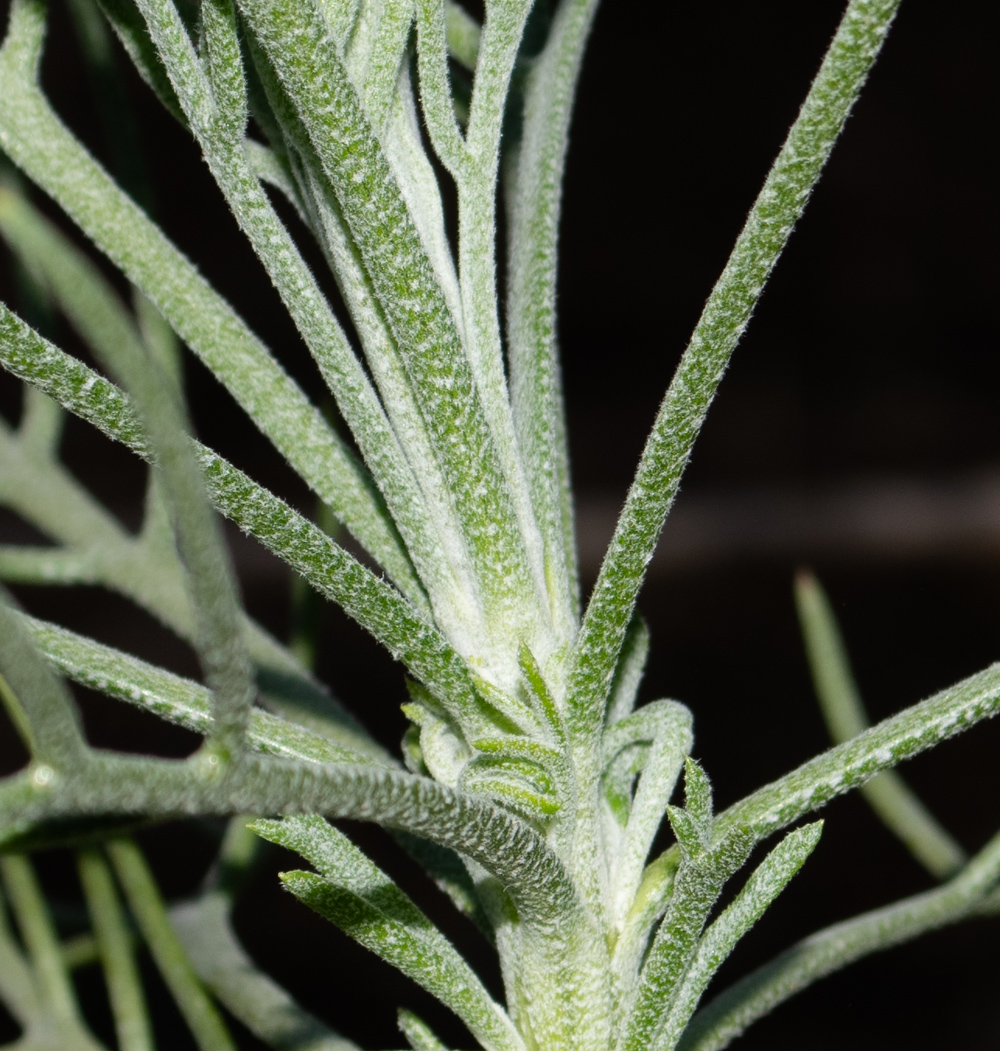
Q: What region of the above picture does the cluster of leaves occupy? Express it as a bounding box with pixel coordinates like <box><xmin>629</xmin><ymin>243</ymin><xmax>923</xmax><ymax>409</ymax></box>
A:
<box><xmin>0</xmin><ymin>0</ymin><xmax>999</xmax><ymax>1048</ymax></box>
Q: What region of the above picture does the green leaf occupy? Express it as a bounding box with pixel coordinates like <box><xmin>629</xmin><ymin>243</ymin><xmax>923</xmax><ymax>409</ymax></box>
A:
<box><xmin>604</xmin><ymin>616</ymin><xmax>649</xmax><ymax>727</ymax></box>
<box><xmin>683</xmin><ymin>760</ymin><xmax>713</xmax><ymax>834</ymax></box>
<box><xmin>505</xmin><ymin>0</ymin><xmax>600</xmax><ymax>634</ymax></box>
<box><xmin>398</xmin><ymin>1008</ymin><xmax>450</xmax><ymax>1051</ymax></box>
<box><xmin>565</xmin><ymin>0</ymin><xmax>904</xmax><ymax>748</ymax></box>
<box><xmin>133</xmin><ymin>0</ymin><xmax>458</xmax><ymax>624</ymax></box>
<box><xmin>0</xmin><ymin>21</ymin><xmax>420</xmax><ymax>600</ymax></box>
<box><xmin>391</xmin><ymin>831</ymin><xmax>494</xmax><ymax>939</ymax></box>
<box><xmin>94</xmin><ymin>0</ymin><xmax>186</xmax><ymax>124</ymax></box>
<box><xmin>252</xmin><ymin>816</ymin><xmax>525</xmax><ymax>1051</ymax></box>
<box><xmin>10</xmin><ymin>162</ymin><xmax>256</xmax><ymax>758</ymax></box>
<box><xmin>681</xmin><ymin>824</ymin><xmax>1000</xmax><ymax>1051</ymax></box>
<box><xmin>108</xmin><ymin>838</ymin><xmax>238</xmax><ymax>1051</ymax></box>
<box><xmin>17</xmin><ymin>612</ymin><xmax>386</xmax><ymax>767</ymax></box>
<box><xmin>0</xmin><ymin>878</ymin><xmax>38</xmax><ymax>1027</ymax></box>
<box><xmin>171</xmin><ymin>890</ymin><xmax>358</xmax><ymax>1051</ymax></box>
<box><xmin>621</xmin><ymin>825</ymin><xmax>754</xmax><ymax>1051</ymax></box>
<box><xmin>795</xmin><ymin>570</ymin><xmax>966</xmax><ymax>879</ymax></box>
<box><xmin>443</xmin><ymin>0</ymin><xmax>479</xmax><ymax>71</ymax></box>
<box><xmin>78</xmin><ymin>848</ymin><xmax>154</xmax><ymax>1051</ymax></box>
<box><xmin>602</xmin><ymin>701</ymin><xmax>692</xmax><ymax>929</ymax></box>
<box><xmin>641</xmin><ymin>658</ymin><xmax>1000</xmax><ymax>933</ymax></box>
<box><xmin>239</xmin><ymin>0</ymin><xmax>549</xmax><ymax>657</ymax></box>
<box><xmin>1</xmin><ymin>751</ymin><xmax>579</xmax><ymax>929</ymax></box>
<box><xmin>657</xmin><ymin>822</ymin><xmax>823</xmax><ymax>1048</ymax></box>
<box><xmin>0</xmin><ymin>590</ymin><xmax>88</xmax><ymax>772</ymax></box>
<box><xmin>0</xmin><ymin>306</ymin><xmax>481</xmax><ymax>721</ymax></box>
<box><xmin>0</xmin><ymin>854</ymin><xmax>89</xmax><ymax>1037</ymax></box>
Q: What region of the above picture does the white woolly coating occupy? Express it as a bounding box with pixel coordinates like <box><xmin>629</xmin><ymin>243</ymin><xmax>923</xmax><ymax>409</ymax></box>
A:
<box><xmin>1</xmin><ymin>1</ymin><xmax>977</xmax><ymax>1050</ymax></box>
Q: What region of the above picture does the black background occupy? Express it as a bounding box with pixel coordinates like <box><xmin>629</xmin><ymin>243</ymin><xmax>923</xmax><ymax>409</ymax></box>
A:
<box><xmin>2</xmin><ymin>0</ymin><xmax>1000</xmax><ymax>1047</ymax></box>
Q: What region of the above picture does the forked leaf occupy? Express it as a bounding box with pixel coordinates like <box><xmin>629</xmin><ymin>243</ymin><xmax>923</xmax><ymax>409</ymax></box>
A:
<box><xmin>253</xmin><ymin>816</ymin><xmax>525</xmax><ymax>1051</ymax></box>
<box><xmin>656</xmin><ymin>822</ymin><xmax>823</xmax><ymax>1049</ymax></box>
<box><xmin>15</xmin><ymin>158</ymin><xmax>257</xmax><ymax>757</ymax></box>
<box><xmin>0</xmin><ymin>307</ymin><xmax>482</xmax><ymax>720</ymax></box>
<box><xmin>681</xmin><ymin>824</ymin><xmax>1000</xmax><ymax>1051</ymax></box>
<box><xmin>622</xmin><ymin>825</ymin><xmax>754</xmax><ymax>1051</ymax></box>
<box><xmin>0</xmin><ymin>13</ymin><xmax>420</xmax><ymax>600</ymax></box>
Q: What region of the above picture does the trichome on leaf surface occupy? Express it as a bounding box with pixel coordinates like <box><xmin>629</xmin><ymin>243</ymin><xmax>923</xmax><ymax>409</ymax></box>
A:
<box><xmin>0</xmin><ymin>0</ymin><xmax>998</xmax><ymax>1048</ymax></box>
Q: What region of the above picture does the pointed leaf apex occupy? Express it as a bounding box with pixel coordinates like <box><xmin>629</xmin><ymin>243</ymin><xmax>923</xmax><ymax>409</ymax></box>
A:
<box><xmin>684</xmin><ymin>756</ymin><xmax>714</xmax><ymax>830</ymax></box>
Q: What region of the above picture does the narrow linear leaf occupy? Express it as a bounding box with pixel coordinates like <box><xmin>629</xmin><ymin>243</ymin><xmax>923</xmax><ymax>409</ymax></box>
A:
<box><xmin>658</xmin><ymin>822</ymin><xmax>823</xmax><ymax>1049</ymax></box>
<box><xmin>717</xmin><ymin>661</ymin><xmax>1000</xmax><ymax>843</ymax></box>
<box><xmin>240</xmin><ymin>0</ymin><xmax>548</xmax><ymax>642</ymax></box>
<box><xmin>0</xmin><ymin>304</ymin><xmax>374</xmax><ymax>756</ymax></box>
<box><xmin>0</xmin><ymin>854</ymin><xmax>88</xmax><ymax>1035</ymax></box>
<box><xmin>12</xmin><ymin>165</ymin><xmax>256</xmax><ymax>757</ymax></box>
<box><xmin>506</xmin><ymin>0</ymin><xmax>599</xmax><ymax>630</ymax></box>
<box><xmin>0</xmin><ymin>306</ymin><xmax>480</xmax><ymax>720</ymax></box>
<box><xmin>642</xmin><ymin>660</ymin><xmax>1000</xmax><ymax>929</ymax></box>
<box><xmin>134</xmin><ymin>0</ymin><xmax>456</xmax><ymax>622</ymax></box>
<box><xmin>17</xmin><ymin>611</ymin><xmax>388</xmax><ymax>767</ymax></box>
<box><xmin>0</xmin><ymin>546</ymin><xmax>101</xmax><ymax>586</ymax></box>
<box><xmin>622</xmin><ymin>826</ymin><xmax>754</xmax><ymax>1051</ymax></box>
<box><xmin>94</xmin><ymin>0</ymin><xmax>186</xmax><ymax>123</ymax></box>
<box><xmin>444</xmin><ymin>0</ymin><xmax>480</xmax><ymax>71</ymax></box>
<box><xmin>0</xmin><ymin>590</ymin><xmax>88</xmax><ymax>771</ymax></box>
<box><xmin>681</xmin><ymin>825</ymin><xmax>1000</xmax><ymax>1051</ymax></box>
<box><xmin>398</xmin><ymin>1008</ymin><xmax>450</xmax><ymax>1051</ymax></box>
<box><xmin>0</xmin><ymin>882</ymin><xmax>39</xmax><ymax>1026</ymax></box>
<box><xmin>795</xmin><ymin>570</ymin><xmax>966</xmax><ymax>878</ymax></box>
<box><xmin>604</xmin><ymin>616</ymin><xmax>650</xmax><ymax>727</ymax></box>
<box><xmin>108</xmin><ymin>838</ymin><xmax>238</xmax><ymax>1051</ymax></box>
<box><xmin>0</xmin><ymin>14</ymin><xmax>420</xmax><ymax>599</ymax></box>
<box><xmin>253</xmin><ymin>816</ymin><xmax>523</xmax><ymax>1051</ymax></box>
<box><xmin>567</xmin><ymin>0</ymin><xmax>903</xmax><ymax>745</ymax></box>
<box><xmin>18</xmin><ymin>384</ymin><xmax>62</xmax><ymax>457</ymax></box>
<box><xmin>0</xmin><ymin>753</ymin><xmax>579</xmax><ymax>927</ymax></box>
<box><xmin>604</xmin><ymin>701</ymin><xmax>692</xmax><ymax>927</ymax></box>
<box><xmin>77</xmin><ymin>848</ymin><xmax>154</xmax><ymax>1051</ymax></box>
<box><xmin>171</xmin><ymin>891</ymin><xmax>358</xmax><ymax>1051</ymax></box>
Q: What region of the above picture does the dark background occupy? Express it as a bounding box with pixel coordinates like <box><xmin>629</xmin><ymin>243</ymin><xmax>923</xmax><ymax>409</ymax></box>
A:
<box><xmin>2</xmin><ymin>0</ymin><xmax>1000</xmax><ymax>1047</ymax></box>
